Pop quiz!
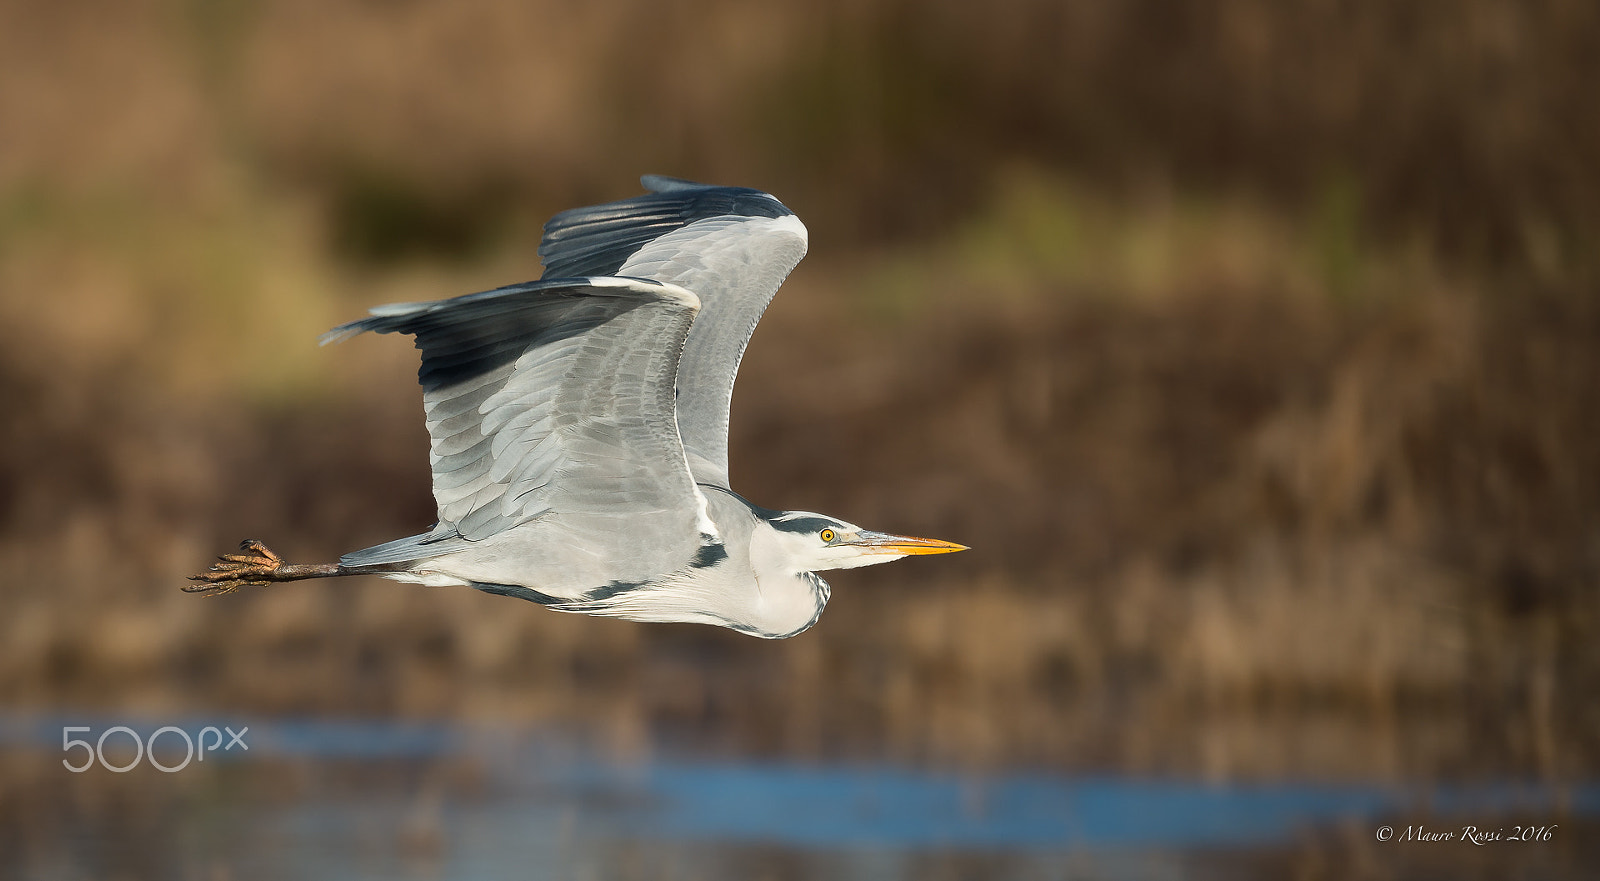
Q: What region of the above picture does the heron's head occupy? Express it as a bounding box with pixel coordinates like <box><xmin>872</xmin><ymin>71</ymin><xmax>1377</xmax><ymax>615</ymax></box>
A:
<box><xmin>758</xmin><ymin>511</ymin><xmax>967</xmax><ymax>574</ymax></box>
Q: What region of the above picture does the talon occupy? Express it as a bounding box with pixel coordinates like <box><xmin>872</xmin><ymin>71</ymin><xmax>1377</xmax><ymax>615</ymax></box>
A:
<box><xmin>239</xmin><ymin>539</ymin><xmax>281</xmax><ymax>563</ymax></box>
<box><xmin>184</xmin><ymin>539</ymin><xmax>286</xmax><ymax>596</ymax></box>
<box><xmin>183</xmin><ymin>578</ymin><xmax>247</xmax><ymax>596</ymax></box>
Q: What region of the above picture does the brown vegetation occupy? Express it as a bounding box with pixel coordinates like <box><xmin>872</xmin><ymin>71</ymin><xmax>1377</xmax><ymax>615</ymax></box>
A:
<box><xmin>2</xmin><ymin>0</ymin><xmax>1596</xmax><ymax>793</ymax></box>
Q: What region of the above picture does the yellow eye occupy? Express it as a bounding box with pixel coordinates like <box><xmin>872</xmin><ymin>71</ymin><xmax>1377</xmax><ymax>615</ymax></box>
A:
<box><xmin>819</xmin><ymin>529</ymin><xmax>836</xmax><ymax>543</ymax></box>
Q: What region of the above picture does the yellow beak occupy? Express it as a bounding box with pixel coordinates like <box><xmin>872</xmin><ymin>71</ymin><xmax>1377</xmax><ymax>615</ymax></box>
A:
<box><xmin>847</xmin><ymin>530</ymin><xmax>969</xmax><ymax>556</ymax></box>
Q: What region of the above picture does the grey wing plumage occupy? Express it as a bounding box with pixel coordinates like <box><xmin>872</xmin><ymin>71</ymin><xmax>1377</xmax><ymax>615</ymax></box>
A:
<box><xmin>323</xmin><ymin>276</ymin><xmax>713</xmax><ymax>573</ymax></box>
<box><xmin>539</xmin><ymin>175</ymin><xmax>809</xmax><ymax>488</ymax></box>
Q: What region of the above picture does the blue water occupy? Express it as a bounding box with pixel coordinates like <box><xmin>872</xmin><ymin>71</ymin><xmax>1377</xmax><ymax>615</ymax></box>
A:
<box><xmin>3</xmin><ymin>712</ymin><xmax>1594</xmax><ymax>880</ymax></box>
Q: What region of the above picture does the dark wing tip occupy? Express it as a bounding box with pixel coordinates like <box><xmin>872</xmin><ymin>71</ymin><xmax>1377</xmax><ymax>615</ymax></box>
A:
<box><xmin>539</xmin><ymin>178</ymin><xmax>793</xmax><ymax>280</ymax></box>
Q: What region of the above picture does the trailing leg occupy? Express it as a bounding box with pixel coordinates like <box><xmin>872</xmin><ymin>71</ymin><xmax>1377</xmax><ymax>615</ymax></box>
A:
<box><xmin>185</xmin><ymin>539</ymin><xmax>349</xmax><ymax>596</ymax></box>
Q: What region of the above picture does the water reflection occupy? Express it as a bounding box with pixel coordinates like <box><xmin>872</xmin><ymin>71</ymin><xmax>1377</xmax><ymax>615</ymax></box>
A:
<box><xmin>2</xmin><ymin>713</ymin><xmax>1595</xmax><ymax>880</ymax></box>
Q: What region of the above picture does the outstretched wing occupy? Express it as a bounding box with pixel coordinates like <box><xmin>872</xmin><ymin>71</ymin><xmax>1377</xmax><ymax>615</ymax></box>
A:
<box><xmin>323</xmin><ymin>277</ymin><xmax>712</xmax><ymax>573</ymax></box>
<box><xmin>539</xmin><ymin>175</ymin><xmax>808</xmax><ymax>488</ymax></box>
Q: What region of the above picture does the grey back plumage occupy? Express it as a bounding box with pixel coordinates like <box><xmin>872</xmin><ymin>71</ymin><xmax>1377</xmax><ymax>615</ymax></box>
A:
<box><xmin>538</xmin><ymin>176</ymin><xmax>809</xmax><ymax>488</ymax></box>
<box><xmin>324</xmin><ymin>276</ymin><xmax>712</xmax><ymax>572</ymax></box>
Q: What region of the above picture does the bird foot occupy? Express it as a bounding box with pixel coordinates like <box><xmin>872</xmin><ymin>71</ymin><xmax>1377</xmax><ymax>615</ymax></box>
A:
<box><xmin>185</xmin><ymin>539</ymin><xmax>285</xmax><ymax>596</ymax></box>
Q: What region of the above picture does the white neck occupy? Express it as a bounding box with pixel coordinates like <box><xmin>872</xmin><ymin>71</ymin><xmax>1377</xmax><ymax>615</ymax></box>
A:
<box><xmin>742</xmin><ymin>522</ymin><xmax>832</xmax><ymax>638</ymax></box>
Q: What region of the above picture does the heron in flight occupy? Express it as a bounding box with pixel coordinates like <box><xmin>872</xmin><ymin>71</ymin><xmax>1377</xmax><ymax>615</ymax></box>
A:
<box><xmin>188</xmin><ymin>176</ymin><xmax>965</xmax><ymax>638</ymax></box>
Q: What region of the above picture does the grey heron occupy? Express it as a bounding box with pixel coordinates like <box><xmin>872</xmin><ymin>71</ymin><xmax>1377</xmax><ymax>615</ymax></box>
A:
<box><xmin>188</xmin><ymin>175</ymin><xmax>965</xmax><ymax>638</ymax></box>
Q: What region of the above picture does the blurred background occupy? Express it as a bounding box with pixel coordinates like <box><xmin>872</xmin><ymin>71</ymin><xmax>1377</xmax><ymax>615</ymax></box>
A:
<box><xmin>2</xmin><ymin>0</ymin><xmax>1598</xmax><ymax>878</ymax></box>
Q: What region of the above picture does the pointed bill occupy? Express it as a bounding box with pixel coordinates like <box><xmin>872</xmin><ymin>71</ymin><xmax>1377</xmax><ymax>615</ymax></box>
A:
<box><xmin>846</xmin><ymin>530</ymin><xmax>969</xmax><ymax>556</ymax></box>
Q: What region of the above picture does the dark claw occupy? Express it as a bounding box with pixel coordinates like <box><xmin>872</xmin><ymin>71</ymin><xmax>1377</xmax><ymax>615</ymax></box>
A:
<box><xmin>186</xmin><ymin>540</ymin><xmax>293</xmax><ymax>596</ymax></box>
